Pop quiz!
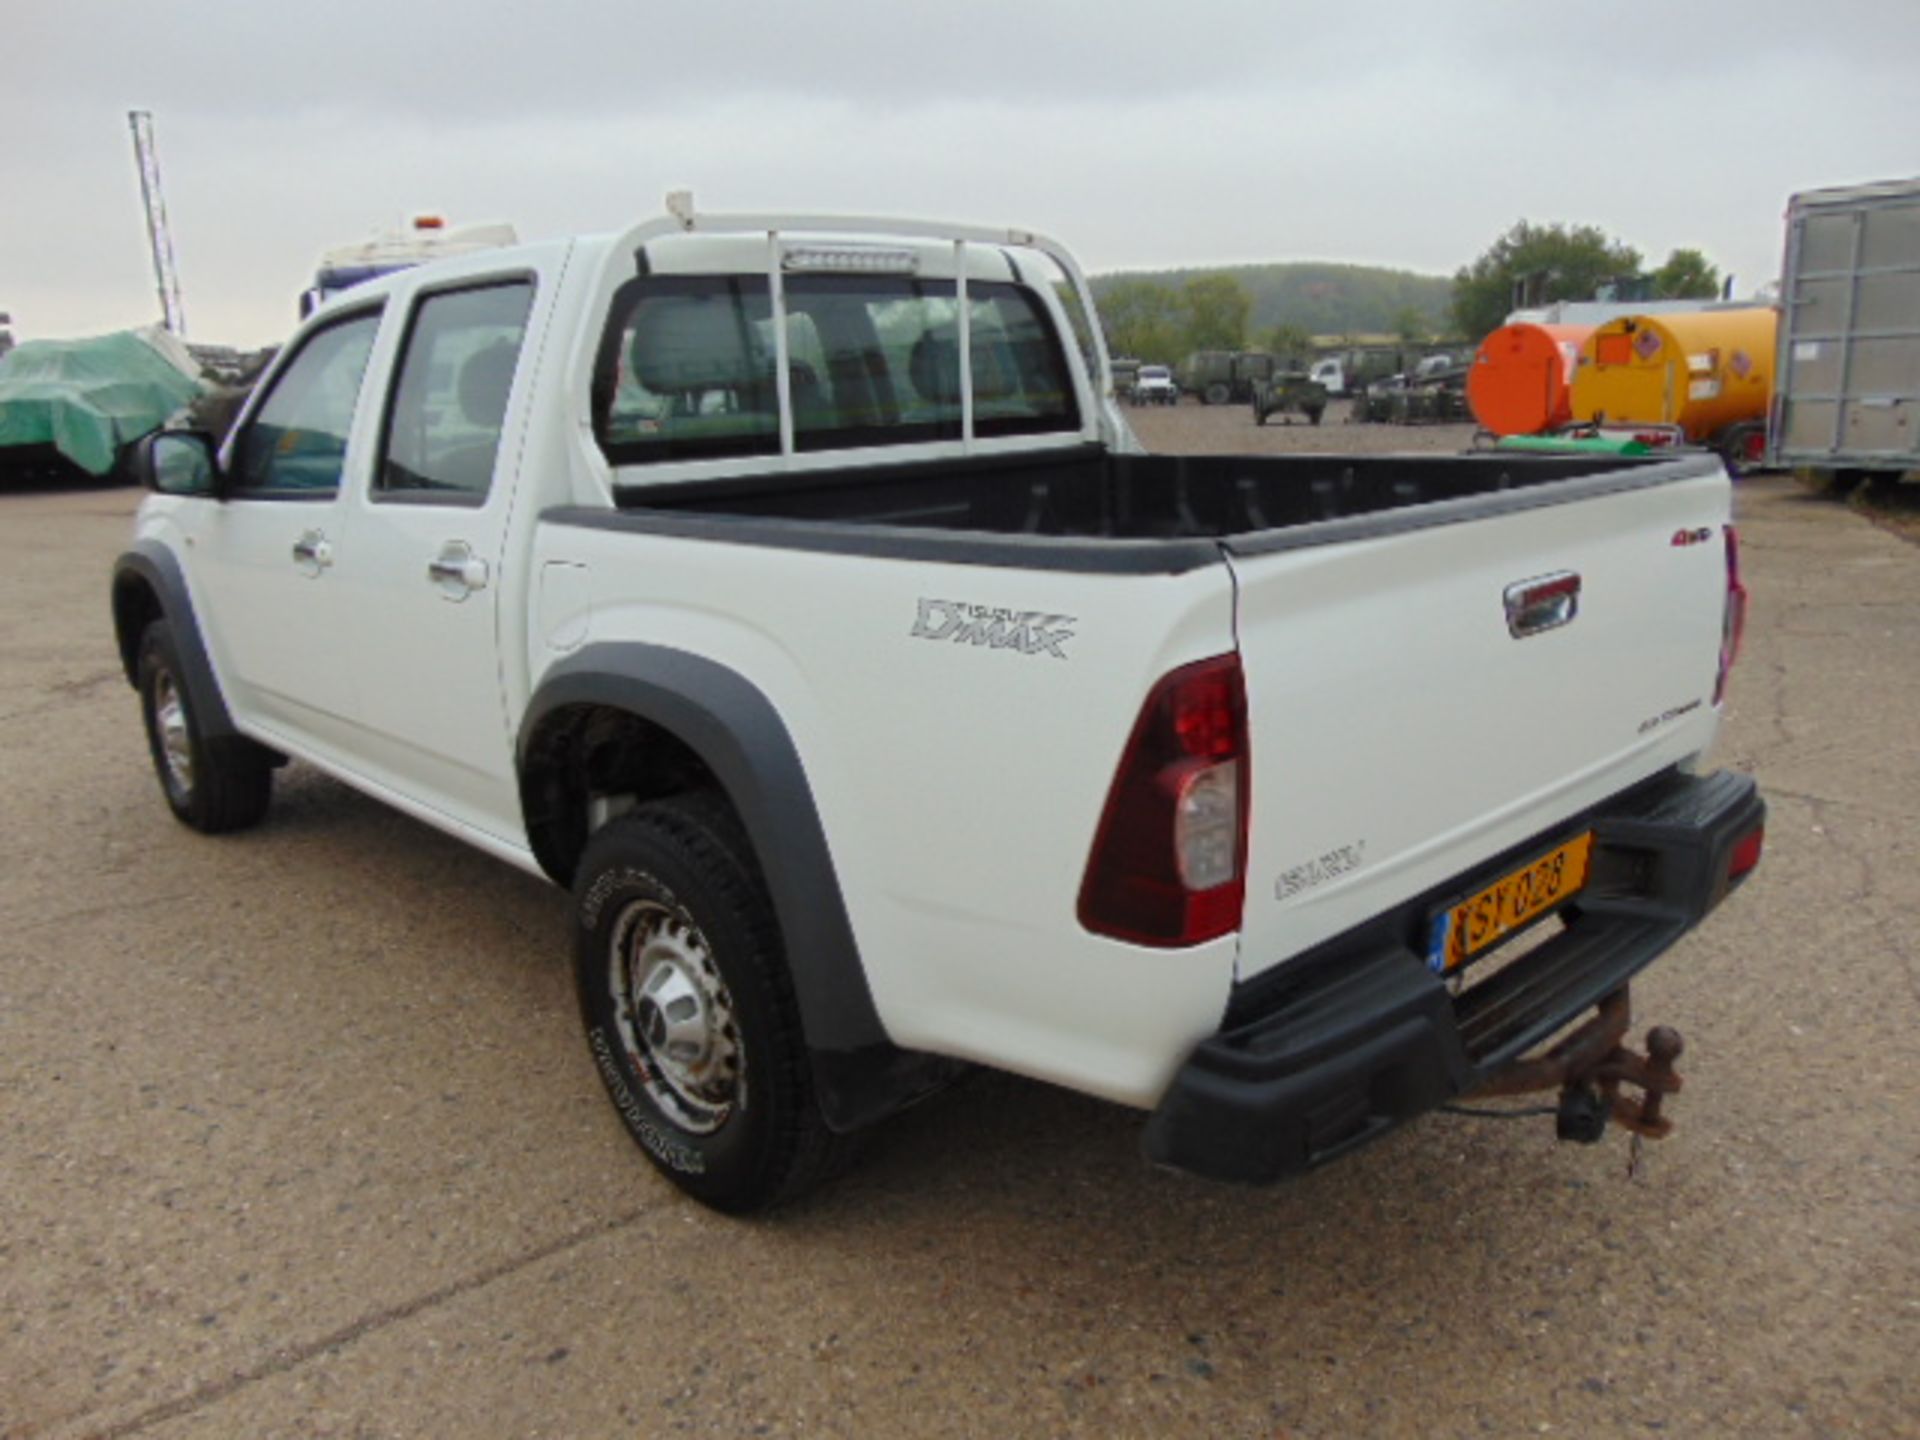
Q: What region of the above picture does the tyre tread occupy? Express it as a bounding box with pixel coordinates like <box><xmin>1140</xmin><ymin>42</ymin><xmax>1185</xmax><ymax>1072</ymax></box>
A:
<box><xmin>578</xmin><ymin>794</ymin><xmax>851</xmax><ymax>1212</ymax></box>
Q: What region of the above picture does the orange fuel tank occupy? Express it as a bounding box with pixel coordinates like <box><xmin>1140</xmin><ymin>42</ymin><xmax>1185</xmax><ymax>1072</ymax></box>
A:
<box><xmin>1466</xmin><ymin>323</ymin><xmax>1592</xmax><ymax>436</ymax></box>
<box><xmin>1570</xmin><ymin>308</ymin><xmax>1777</xmax><ymax>442</ymax></box>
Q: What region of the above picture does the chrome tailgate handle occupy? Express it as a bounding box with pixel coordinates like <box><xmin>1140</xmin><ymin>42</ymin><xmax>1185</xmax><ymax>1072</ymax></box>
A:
<box><xmin>1505</xmin><ymin>571</ymin><xmax>1581</xmax><ymax>638</ymax></box>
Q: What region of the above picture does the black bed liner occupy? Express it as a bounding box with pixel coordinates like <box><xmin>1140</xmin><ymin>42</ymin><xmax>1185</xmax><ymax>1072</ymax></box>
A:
<box><xmin>543</xmin><ymin>447</ymin><xmax>1717</xmax><ymax>575</ymax></box>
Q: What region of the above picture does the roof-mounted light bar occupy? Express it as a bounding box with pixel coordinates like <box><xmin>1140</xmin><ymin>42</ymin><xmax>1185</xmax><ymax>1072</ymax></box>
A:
<box><xmin>781</xmin><ymin>245</ymin><xmax>921</xmax><ymax>275</ymax></box>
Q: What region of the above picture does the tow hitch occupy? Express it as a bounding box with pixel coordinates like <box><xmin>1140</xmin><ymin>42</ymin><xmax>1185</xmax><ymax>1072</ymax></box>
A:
<box><xmin>1470</xmin><ymin>987</ymin><xmax>1683</xmax><ymax>1145</ymax></box>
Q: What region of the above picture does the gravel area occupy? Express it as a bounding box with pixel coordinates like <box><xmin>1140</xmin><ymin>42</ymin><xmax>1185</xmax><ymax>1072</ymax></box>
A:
<box><xmin>1</xmin><ymin>423</ymin><xmax>1915</xmax><ymax>1438</ymax></box>
<box><xmin>1126</xmin><ymin>398</ymin><xmax>1481</xmax><ymax>455</ymax></box>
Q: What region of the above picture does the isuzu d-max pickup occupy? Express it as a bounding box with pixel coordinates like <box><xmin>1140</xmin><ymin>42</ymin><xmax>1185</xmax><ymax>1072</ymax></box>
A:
<box><xmin>113</xmin><ymin>201</ymin><xmax>1764</xmax><ymax>1211</ymax></box>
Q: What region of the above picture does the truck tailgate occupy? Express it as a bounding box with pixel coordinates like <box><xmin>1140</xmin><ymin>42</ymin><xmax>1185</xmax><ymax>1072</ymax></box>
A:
<box><xmin>1226</xmin><ymin>462</ymin><xmax>1733</xmax><ymax>983</ymax></box>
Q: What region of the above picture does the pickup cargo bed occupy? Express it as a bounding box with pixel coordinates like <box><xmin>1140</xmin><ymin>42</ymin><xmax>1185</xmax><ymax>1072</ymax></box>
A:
<box><xmin>612</xmin><ymin>448</ymin><xmax>1704</xmax><ymax>546</ymax></box>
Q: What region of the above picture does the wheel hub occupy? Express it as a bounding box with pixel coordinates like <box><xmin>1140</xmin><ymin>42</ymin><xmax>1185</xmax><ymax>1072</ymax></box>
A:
<box><xmin>154</xmin><ymin>672</ymin><xmax>193</xmax><ymax>794</ymax></box>
<box><xmin>610</xmin><ymin>900</ymin><xmax>742</xmax><ymax>1135</ymax></box>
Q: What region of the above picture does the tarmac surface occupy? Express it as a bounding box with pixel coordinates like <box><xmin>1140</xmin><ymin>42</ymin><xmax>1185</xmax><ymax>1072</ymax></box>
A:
<box><xmin>2</xmin><ymin>411</ymin><xmax>1916</xmax><ymax>1438</ymax></box>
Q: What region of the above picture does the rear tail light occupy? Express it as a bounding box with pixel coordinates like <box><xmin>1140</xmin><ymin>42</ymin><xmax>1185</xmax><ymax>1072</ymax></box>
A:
<box><xmin>1714</xmin><ymin>524</ymin><xmax>1749</xmax><ymax>704</ymax></box>
<box><xmin>1728</xmin><ymin>825</ymin><xmax>1765</xmax><ymax>883</ymax></box>
<box><xmin>1078</xmin><ymin>654</ymin><xmax>1248</xmax><ymax>947</ymax></box>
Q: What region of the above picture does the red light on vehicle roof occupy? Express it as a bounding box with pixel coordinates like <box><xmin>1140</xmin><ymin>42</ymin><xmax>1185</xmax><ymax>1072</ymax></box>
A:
<box><xmin>412</xmin><ymin>214</ymin><xmax>446</xmax><ymax>231</ymax></box>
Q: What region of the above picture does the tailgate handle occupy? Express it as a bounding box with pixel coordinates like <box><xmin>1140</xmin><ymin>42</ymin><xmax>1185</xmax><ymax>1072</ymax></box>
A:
<box><xmin>1505</xmin><ymin>571</ymin><xmax>1581</xmax><ymax>638</ymax></box>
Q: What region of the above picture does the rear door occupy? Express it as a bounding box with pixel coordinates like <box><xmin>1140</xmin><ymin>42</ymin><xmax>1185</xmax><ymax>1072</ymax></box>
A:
<box><xmin>1226</xmin><ymin>465</ymin><xmax>1732</xmax><ymax>982</ymax></box>
<box><xmin>328</xmin><ymin>273</ymin><xmax>545</xmax><ymax>842</ymax></box>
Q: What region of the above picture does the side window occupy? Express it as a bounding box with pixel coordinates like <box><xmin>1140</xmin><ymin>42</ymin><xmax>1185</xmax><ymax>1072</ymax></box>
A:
<box><xmin>231</xmin><ymin>311</ymin><xmax>381</xmax><ymax>496</ymax></box>
<box><xmin>594</xmin><ymin>276</ymin><xmax>779</xmax><ymax>465</ymax></box>
<box><xmin>377</xmin><ymin>281</ymin><xmax>536</xmax><ymax>502</ymax></box>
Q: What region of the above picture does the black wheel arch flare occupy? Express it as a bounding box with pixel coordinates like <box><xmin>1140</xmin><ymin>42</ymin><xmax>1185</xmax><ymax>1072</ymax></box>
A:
<box><xmin>519</xmin><ymin>643</ymin><xmax>948</xmax><ymax>1131</ymax></box>
<box><xmin>110</xmin><ymin>542</ymin><xmax>242</xmax><ymax>741</ymax></box>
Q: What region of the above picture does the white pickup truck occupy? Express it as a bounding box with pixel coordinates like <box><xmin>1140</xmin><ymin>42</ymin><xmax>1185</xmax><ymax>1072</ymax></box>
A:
<box><xmin>113</xmin><ymin>202</ymin><xmax>1764</xmax><ymax>1212</ymax></box>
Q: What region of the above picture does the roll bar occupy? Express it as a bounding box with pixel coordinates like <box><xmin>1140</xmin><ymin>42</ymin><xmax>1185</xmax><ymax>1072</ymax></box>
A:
<box><xmin>613</xmin><ymin>193</ymin><xmax>1114</xmax><ymax>456</ymax></box>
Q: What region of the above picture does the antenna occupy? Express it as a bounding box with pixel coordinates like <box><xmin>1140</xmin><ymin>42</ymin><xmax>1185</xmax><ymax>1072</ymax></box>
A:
<box><xmin>128</xmin><ymin>110</ymin><xmax>187</xmax><ymax>336</ymax></box>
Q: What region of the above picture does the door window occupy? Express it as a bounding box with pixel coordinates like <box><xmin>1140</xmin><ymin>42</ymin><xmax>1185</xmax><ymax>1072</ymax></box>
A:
<box><xmin>230</xmin><ymin>310</ymin><xmax>382</xmax><ymax>496</ymax></box>
<box><xmin>377</xmin><ymin>281</ymin><xmax>536</xmax><ymax>502</ymax></box>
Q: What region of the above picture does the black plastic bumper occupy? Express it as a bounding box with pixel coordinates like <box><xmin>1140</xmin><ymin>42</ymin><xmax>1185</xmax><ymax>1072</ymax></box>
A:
<box><xmin>1142</xmin><ymin>768</ymin><xmax>1765</xmax><ymax>1183</ymax></box>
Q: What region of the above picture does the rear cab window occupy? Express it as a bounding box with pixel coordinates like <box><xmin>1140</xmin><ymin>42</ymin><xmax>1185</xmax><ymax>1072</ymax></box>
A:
<box><xmin>593</xmin><ymin>273</ymin><xmax>1079</xmax><ymax>466</ymax></box>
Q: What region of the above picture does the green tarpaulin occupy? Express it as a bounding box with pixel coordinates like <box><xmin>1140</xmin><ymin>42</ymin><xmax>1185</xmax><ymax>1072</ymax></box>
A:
<box><xmin>0</xmin><ymin>329</ymin><xmax>205</xmax><ymax>476</ymax></box>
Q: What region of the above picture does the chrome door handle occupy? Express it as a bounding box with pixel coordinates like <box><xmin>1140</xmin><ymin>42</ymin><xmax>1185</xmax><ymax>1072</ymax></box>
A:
<box><xmin>291</xmin><ymin>531</ymin><xmax>333</xmax><ymax>574</ymax></box>
<box><xmin>427</xmin><ymin>542</ymin><xmax>489</xmax><ymax>599</ymax></box>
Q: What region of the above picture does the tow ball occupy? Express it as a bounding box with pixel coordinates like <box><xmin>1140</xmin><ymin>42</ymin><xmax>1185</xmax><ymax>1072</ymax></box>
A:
<box><xmin>1471</xmin><ymin>987</ymin><xmax>1684</xmax><ymax>1145</ymax></box>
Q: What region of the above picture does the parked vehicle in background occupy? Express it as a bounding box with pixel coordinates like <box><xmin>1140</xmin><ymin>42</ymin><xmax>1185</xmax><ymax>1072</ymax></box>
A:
<box><xmin>1571</xmin><ymin>310</ymin><xmax>1776</xmax><ymax>476</ymax></box>
<box><xmin>114</xmin><ymin>200</ymin><xmax>1764</xmax><ymax>1214</ymax></box>
<box><xmin>0</xmin><ymin>326</ymin><xmax>204</xmax><ymax>484</ymax></box>
<box><xmin>1769</xmin><ymin>176</ymin><xmax>1920</xmax><ymax>489</ymax></box>
<box><xmin>1132</xmin><ymin>363</ymin><xmax>1179</xmax><ymax>404</ymax></box>
<box><xmin>1250</xmin><ymin>369</ymin><xmax>1327</xmax><ymax>425</ymax></box>
<box><xmin>1309</xmin><ymin>356</ymin><xmax>1346</xmax><ymax>395</ymax></box>
<box><xmin>1110</xmin><ymin>356</ymin><xmax>1141</xmax><ymax>402</ymax></box>
<box><xmin>1179</xmin><ymin>349</ymin><xmax>1276</xmax><ymax>405</ymax></box>
<box><xmin>300</xmin><ymin>215</ymin><xmax>518</xmax><ymax>318</ymax></box>
<box><xmin>1351</xmin><ymin>363</ymin><xmax>1470</xmax><ymax>424</ymax></box>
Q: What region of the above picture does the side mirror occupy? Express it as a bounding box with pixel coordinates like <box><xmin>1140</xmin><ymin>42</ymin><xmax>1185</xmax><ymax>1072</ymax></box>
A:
<box><xmin>137</xmin><ymin>429</ymin><xmax>221</xmax><ymax>498</ymax></box>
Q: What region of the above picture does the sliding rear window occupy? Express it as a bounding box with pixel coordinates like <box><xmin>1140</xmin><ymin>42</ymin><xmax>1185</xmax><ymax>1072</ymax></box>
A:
<box><xmin>593</xmin><ymin>274</ymin><xmax>1078</xmax><ymax>466</ymax></box>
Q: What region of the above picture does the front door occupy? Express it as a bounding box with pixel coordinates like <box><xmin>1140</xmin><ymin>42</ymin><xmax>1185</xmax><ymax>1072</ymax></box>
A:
<box><xmin>193</xmin><ymin>307</ymin><xmax>385</xmax><ymax>755</ymax></box>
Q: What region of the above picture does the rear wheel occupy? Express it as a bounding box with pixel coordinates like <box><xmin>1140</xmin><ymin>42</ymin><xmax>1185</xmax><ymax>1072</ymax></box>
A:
<box><xmin>573</xmin><ymin>795</ymin><xmax>848</xmax><ymax>1213</ymax></box>
<box><xmin>1204</xmin><ymin>382</ymin><xmax>1230</xmax><ymax>406</ymax></box>
<box><xmin>1718</xmin><ymin>422</ymin><xmax>1767</xmax><ymax>477</ymax></box>
<box><xmin>137</xmin><ymin>620</ymin><xmax>272</xmax><ymax>833</ymax></box>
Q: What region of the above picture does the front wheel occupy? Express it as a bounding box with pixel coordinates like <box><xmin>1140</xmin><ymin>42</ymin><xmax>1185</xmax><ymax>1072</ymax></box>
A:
<box><xmin>137</xmin><ymin>620</ymin><xmax>272</xmax><ymax>833</ymax></box>
<box><xmin>573</xmin><ymin>796</ymin><xmax>848</xmax><ymax>1213</ymax></box>
<box><xmin>1203</xmin><ymin>382</ymin><xmax>1230</xmax><ymax>406</ymax></box>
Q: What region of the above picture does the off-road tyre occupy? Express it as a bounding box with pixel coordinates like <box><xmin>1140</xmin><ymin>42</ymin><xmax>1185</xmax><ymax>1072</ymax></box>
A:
<box><xmin>1307</xmin><ymin>405</ymin><xmax>1325</xmax><ymax>426</ymax></box>
<box><xmin>573</xmin><ymin>794</ymin><xmax>850</xmax><ymax>1213</ymax></box>
<box><xmin>1203</xmin><ymin>382</ymin><xmax>1230</xmax><ymax>406</ymax></box>
<box><xmin>137</xmin><ymin>620</ymin><xmax>272</xmax><ymax>834</ymax></box>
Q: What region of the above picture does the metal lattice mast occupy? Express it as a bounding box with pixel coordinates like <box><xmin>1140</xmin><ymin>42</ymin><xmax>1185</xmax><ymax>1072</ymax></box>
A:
<box><xmin>128</xmin><ymin>110</ymin><xmax>187</xmax><ymax>337</ymax></box>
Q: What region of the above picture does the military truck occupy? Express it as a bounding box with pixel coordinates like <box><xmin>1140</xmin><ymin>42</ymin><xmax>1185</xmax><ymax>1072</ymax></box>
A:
<box><xmin>1179</xmin><ymin>349</ymin><xmax>1276</xmax><ymax>405</ymax></box>
<box><xmin>1350</xmin><ymin>363</ymin><xmax>1471</xmax><ymax>425</ymax></box>
<box><xmin>1250</xmin><ymin>370</ymin><xmax>1328</xmax><ymax>425</ymax></box>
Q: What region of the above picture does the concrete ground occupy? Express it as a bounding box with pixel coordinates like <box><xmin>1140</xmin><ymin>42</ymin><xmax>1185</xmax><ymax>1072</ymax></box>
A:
<box><xmin>2</xmin><ymin>414</ymin><xmax>1915</xmax><ymax>1438</ymax></box>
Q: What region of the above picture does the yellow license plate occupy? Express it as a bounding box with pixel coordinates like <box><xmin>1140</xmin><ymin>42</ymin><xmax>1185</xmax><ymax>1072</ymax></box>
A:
<box><xmin>1427</xmin><ymin>832</ymin><xmax>1593</xmax><ymax>974</ymax></box>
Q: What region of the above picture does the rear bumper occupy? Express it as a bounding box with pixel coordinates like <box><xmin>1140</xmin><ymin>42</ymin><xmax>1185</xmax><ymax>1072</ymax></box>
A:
<box><xmin>1142</xmin><ymin>768</ymin><xmax>1764</xmax><ymax>1183</ymax></box>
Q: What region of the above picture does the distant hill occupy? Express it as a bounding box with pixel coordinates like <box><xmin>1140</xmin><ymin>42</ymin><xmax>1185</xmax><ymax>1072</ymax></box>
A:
<box><xmin>1090</xmin><ymin>262</ymin><xmax>1456</xmax><ymax>341</ymax></box>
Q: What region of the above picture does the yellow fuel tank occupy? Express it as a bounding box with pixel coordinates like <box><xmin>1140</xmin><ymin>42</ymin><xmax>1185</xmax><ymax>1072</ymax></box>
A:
<box><xmin>1570</xmin><ymin>308</ymin><xmax>1777</xmax><ymax>442</ymax></box>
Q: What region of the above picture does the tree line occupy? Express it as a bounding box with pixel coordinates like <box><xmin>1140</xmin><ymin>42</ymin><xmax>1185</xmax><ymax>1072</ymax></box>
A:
<box><xmin>1092</xmin><ymin>221</ymin><xmax>1727</xmax><ymax>363</ymax></box>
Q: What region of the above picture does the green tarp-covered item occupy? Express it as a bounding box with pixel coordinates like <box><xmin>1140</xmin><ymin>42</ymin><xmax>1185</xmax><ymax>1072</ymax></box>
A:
<box><xmin>0</xmin><ymin>327</ymin><xmax>206</xmax><ymax>476</ymax></box>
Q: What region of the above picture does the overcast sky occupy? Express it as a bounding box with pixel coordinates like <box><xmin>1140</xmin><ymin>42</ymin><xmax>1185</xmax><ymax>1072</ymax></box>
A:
<box><xmin>6</xmin><ymin>1</ymin><xmax>1916</xmax><ymax>347</ymax></box>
